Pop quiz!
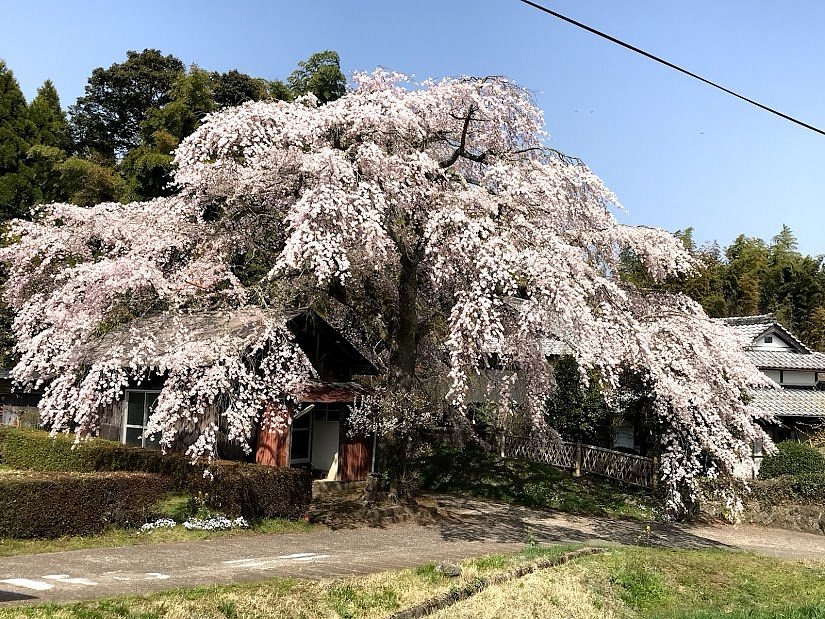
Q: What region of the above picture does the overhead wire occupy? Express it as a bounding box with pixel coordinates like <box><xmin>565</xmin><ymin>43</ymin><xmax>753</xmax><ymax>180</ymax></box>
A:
<box><xmin>516</xmin><ymin>0</ymin><xmax>825</xmax><ymax>137</ymax></box>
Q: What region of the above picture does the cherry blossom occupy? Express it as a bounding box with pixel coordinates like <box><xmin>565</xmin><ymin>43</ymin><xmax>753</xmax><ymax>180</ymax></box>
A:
<box><xmin>1</xmin><ymin>70</ymin><xmax>774</xmax><ymax>511</ymax></box>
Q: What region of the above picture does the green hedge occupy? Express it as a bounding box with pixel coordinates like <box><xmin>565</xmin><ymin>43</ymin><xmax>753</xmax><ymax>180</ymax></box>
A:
<box><xmin>759</xmin><ymin>441</ymin><xmax>825</xmax><ymax>479</ymax></box>
<box><xmin>0</xmin><ymin>471</ymin><xmax>172</xmax><ymax>538</ymax></box>
<box><xmin>750</xmin><ymin>472</ymin><xmax>825</xmax><ymax>506</ymax></box>
<box><xmin>0</xmin><ymin>428</ymin><xmax>194</xmax><ymax>486</ymax></box>
<box><xmin>0</xmin><ymin>427</ymin><xmax>313</xmax><ymax>521</ymax></box>
<box><xmin>193</xmin><ymin>461</ymin><xmax>313</xmax><ymax>519</ymax></box>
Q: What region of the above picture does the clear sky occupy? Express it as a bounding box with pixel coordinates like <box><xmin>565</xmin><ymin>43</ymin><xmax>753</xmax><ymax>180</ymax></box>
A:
<box><xmin>2</xmin><ymin>1</ymin><xmax>823</xmax><ymax>255</ymax></box>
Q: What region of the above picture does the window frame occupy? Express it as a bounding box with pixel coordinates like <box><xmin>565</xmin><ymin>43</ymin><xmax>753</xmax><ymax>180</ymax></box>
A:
<box><xmin>122</xmin><ymin>389</ymin><xmax>161</xmax><ymax>449</ymax></box>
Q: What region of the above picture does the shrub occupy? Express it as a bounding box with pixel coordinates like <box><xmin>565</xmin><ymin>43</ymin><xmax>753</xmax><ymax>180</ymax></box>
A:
<box><xmin>193</xmin><ymin>461</ymin><xmax>312</xmax><ymax>520</ymax></box>
<box><xmin>759</xmin><ymin>441</ymin><xmax>825</xmax><ymax>479</ymax></box>
<box><xmin>0</xmin><ymin>471</ymin><xmax>172</xmax><ymax>538</ymax></box>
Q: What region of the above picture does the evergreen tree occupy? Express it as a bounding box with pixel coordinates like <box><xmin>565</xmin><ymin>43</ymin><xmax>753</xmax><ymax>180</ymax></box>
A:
<box><xmin>28</xmin><ymin>80</ymin><xmax>70</xmax><ymax>151</ymax></box>
<box><xmin>0</xmin><ymin>60</ymin><xmax>35</xmax><ymax>220</ymax></box>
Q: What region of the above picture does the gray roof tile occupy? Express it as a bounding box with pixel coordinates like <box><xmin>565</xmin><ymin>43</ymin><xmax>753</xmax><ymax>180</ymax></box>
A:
<box><xmin>751</xmin><ymin>388</ymin><xmax>825</xmax><ymax>418</ymax></box>
<box><xmin>745</xmin><ymin>350</ymin><xmax>825</xmax><ymax>371</ymax></box>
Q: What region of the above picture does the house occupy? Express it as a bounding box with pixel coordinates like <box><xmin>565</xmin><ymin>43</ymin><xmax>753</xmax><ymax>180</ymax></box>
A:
<box><xmin>724</xmin><ymin>315</ymin><xmax>825</xmax><ymax>443</ymax></box>
<box><xmin>75</xmin><ymin>307</ymin><xmax>380</xmax><ymax>481</ymax></box>
<box><xmin>0</xmin><ymin>370</ymin><xmax>41</xmax><ymax>427</ymax></box>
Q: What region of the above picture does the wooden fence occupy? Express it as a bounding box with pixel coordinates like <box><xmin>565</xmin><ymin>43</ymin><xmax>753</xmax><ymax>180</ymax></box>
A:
<box><xmin>500</xmin><ymin>435</ymin><xmax>658</xmax><ymax>489</ymax></box>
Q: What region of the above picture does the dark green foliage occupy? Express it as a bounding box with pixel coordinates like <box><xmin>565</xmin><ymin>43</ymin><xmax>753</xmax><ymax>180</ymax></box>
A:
<box><xmin>545</xmin><ymin>355</ymin><xmax>610</xmax><ymax>444</ymax></box>
<box><xmin>759</xmin><ymin>440</ymin><xmax>825</xmax><ymax>479</ymax></box>
<box><xmin>69</xmin><ymin>49</ymin><xmax>185</xmax><ymax>159</ymax></box>
<box><xmin>118</xmin><ymin>146</ymin><xmax>174</xmax><ymax>202</ymax></box>
<box><xmin>0</xmin><ymin>470</ymin><xmax>171</xmax><ymax>538</ymax></box>
<box><xmin>192</xmin><ymin>461</ymin><xmax>312</xmax><ymax>519</ymax></box>
<box><xmin>287</xmin><ymin>50</ymin><xmax>347</xmax><ymax>103</ymax></box>
<box><xmin>211</xmin><ymin>69</ymin><xmax>268</xmax><ymax>108</ymax></box>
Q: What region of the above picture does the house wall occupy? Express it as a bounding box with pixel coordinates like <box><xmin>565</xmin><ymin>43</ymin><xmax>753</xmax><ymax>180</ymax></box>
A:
<box><xmin>255</xmin><ymin>403</ymin><xmax>291</xmax><ymax>467</ymax></box>
<box><xmin>255</xmin><ymin>426</ymin><xmax>290</xmax><ymax>467</ymax></box>
<box><xmin>339</xmin><ymin>434</ymin><xmax>372</xmax><ymax>482</ymax></box>
<box><xmin>763</xmin><ymin>369</ymin><xmax>782</xmax><ymax>384</ymax></box>
<box><xmin>99</xmin><ymin>401</ymin><xmax>124</xmax><ymax>441</ymax></box>
<box><xmin>781</xmin><ymin>370</ymin><xmax>817</xmax><ymax>387</ymax></box>
<box><xmin>751</xmin><ymin>333</ymin><xmax>795</xmax><ymax>352</ymax></box>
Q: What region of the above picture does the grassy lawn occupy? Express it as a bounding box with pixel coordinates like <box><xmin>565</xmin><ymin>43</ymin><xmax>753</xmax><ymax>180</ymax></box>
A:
<box><xmin>415</xmin><ymin>447</ymin><xmax>660</xmax><ymax>521</ymax></box>
<box><xmin>0</xmin><ymin>488</ymin><xmax>315</xmax><ymax>558</ymax></box>
<box><xmin>0</xmin><ymin>518</ymin><xmax>314</xmax><ymax>558</ymax></box>
<box><xmin>1</xmin><ymin>546</ymin><xmax>823</xmax><ymax>618</ymax></box>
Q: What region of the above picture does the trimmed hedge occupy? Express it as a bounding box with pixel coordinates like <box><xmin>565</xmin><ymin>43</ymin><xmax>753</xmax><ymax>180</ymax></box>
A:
<box><xmin>750</xmin><ymin>472</ymin><xmax>825</xmax><ymax>506</ymax></box>
<box><xmin>0</xmin><ymin>427</ymin><xmax>313</xmax><ymax>522</ymax></box>
<box><xmin>759</xmin><ymin>441</ymin><xmax>825</xmax><ymax>479</ymax></box>
<box><xmin>193</xmin><ymin>461</ymin><xmax>313</xmax><ymax>519</ymax></box>
<box><xmin>0</xmin><ymin>428</ymin><xmax>194</xmax><ymax>486</ymax></box>
<box><xmin>0</xmin><ymin>470</ymin><xmax>172</xmax><ymax>538</ymax></box>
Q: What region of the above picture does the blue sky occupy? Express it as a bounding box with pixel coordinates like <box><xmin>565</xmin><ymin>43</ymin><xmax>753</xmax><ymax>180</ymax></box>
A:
<box><xmin>2</xmin><ymin>1</ymin><xmax>823</xmax><ymax>255</ymax></box>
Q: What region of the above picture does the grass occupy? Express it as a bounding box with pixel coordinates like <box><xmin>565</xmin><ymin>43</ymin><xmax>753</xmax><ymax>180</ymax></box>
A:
<box><xmin>415</xmin><ymin>447</ymin><xmax>660</xmax><ymax>521</ymax></box>
<box><xmin>0</xmin><ymin>518</ymin><xmax>315</xmax><ymax>558</ymax></box>
<box><xmin>2</xmin><ymin>545</ymin><xmax>823</xmax><ymax>618</ymax></box>
<box><xmin>0</xmin><ymin>489</ymin><xmax>315</xmax><ymax>558</ymax></box>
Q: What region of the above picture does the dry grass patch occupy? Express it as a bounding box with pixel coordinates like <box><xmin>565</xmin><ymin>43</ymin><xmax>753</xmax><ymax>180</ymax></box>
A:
<box><xmin>429</xmin><ymin>562</ymin><xmax>621</xmax><ymax>619</ymax></box>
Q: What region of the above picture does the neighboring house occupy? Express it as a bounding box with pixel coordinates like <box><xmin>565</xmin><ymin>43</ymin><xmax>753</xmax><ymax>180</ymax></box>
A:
<box><xmin>724</xmin><ymin>315</ymin><xmax>825</xmax><ymax>443</ymax></box>
<box><xmin>0</xmin><ymin>370</ymin><xmax>41</xmax><ymax>427</ymax></box>
<box><xmin>8</xmin><ymin>308</ymin><xmax>379</xmax><ymax>482</ymax></box>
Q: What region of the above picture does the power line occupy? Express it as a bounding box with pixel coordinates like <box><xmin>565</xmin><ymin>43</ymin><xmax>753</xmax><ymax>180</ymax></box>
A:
<box><xmin>516</xmin><ymin>0</ymin><xmax>825</xmax><ymax>137</ymax></box>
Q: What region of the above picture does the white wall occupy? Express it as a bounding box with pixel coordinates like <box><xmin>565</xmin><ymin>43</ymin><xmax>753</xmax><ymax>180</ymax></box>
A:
<box><xmin>781</xmin><ymin>370</ymin><xmax>817</xmax><ymax>387</ymax></box>
<box><xmin>751</xmin><ymin>332</ymin><xmax>795</xmax><ymax>352</ymax></box>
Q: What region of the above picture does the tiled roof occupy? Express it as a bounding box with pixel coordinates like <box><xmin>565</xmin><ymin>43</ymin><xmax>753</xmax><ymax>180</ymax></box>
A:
<box><xmin>723</xmin><ymin>315</ymin><xmax>812</xmax><ymax>353</ymax></box>
<box><xmin>745</xmin><ymin>350</ymin><xmax>825</xmax><ymax>371</ymax></box>
<box><xmin>724</xmin><ymin>317</ymin><xmax>774</xmax><ymax>344</ymax></box>
<box><xmin>540</xmin><ymin>338</ymin><xmax>574</xmax><ymax>356</ymax></box>
<box><xmin>751</xmin><ymin>388</ymin><xmax>825</xmax><ymax>418</ymax></box>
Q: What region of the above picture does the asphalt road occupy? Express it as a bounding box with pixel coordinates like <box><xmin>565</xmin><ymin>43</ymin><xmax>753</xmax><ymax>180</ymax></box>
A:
<box><xmin>2</xmin><ymin>495</ymin><xmax>825</xmax><ymax>607</ymax></box>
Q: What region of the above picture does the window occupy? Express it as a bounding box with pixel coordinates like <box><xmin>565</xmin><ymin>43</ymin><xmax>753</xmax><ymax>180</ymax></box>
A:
<box><xmin>764</xmin><ymin>336</ymin><xmax>773</xmax><ymax>344</ymax></box>
<box><xmin>123</xmin><ymin>390</ymin><xmax>160</xmax><ymax>448</ymax></box>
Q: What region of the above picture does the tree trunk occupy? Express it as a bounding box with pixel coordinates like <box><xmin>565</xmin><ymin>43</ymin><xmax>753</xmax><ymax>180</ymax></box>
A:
<box><xmin>390</xmin><ymin>255</ymin><xmax>419</xmax><ymax>389</ymax></box>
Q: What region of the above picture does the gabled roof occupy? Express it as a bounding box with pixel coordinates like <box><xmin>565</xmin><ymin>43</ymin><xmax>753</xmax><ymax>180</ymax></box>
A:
<box><xmin>723</xmin><ymin>314</ymin><xmax>812</xmax><ymax>353</ymax></box>
<box><xmin>750</xmin><ymin>388</ymin><xmax>825</xmax><ymax>418</ymax></box>
<box><xmin>73</xmin><ymin>307</ymin><xmax>379</xmax><ymax>376</ymax></box>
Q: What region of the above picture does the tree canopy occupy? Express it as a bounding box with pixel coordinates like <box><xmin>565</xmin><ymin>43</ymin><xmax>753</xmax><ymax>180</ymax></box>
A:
<box><xmin>69</xmin><ymin>49</ymin><xmax>185</xmax><ymax>159</ymax></box>
<box><xmin>1</xmin><ymin>71</ymin><xmax>774</xmax><ymax>512</ymax></box>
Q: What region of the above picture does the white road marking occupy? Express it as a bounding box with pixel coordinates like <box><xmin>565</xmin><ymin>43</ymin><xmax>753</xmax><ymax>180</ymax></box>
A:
<box><xmin>0</xmin><ymin>578</ymin><xmax>54</xmax><ymax>591</ymax></box>
<box><xmin>144</xmin><ymin>573</ymin><xmax>171</xmax><ymax>580</ymax></box>
<box><xmin>222</xmin><ymin>552</ymin><xmax>331</xmax><ymax>570</ymax></box>
<box><xmin>112</xmin><ymin>576</ymin><xmax>132</xmax><ymax>581</ymax></box>
<box><xmin>43</xmin><ymin>574</ymin><xmax>98</xmax><ymax>586</ymax></box>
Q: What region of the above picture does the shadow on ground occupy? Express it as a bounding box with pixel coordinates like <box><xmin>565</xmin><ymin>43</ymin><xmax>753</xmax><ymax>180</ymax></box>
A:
<box><xmin>308</xmin><ymin>490</ymin><xmax>438</xmax><ymax>530</ymax></box>
<box><xmin>432</xmin><ymin>495</ymin><xmax>731</xmax><ymax>550</ymax></box>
